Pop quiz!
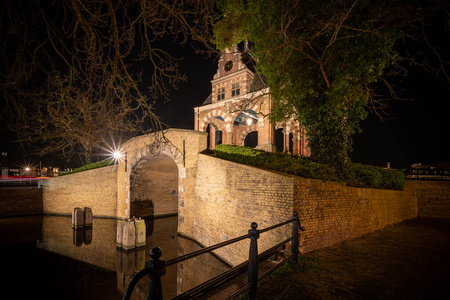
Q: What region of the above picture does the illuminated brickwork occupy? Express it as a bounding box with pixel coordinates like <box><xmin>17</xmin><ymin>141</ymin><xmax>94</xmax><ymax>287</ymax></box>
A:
<box><xmin>194</xmin><ymin>44</ymin><xmax>310</xmax><ymax>156</ymax></box>
<box><xmin>36</xmin><ymin>128</ymin><xmax>449</xmax><ymax>267</ymax></box>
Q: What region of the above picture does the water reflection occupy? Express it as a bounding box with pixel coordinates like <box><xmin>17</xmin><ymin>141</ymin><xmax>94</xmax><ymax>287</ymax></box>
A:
<box><xmin>1</xmin><ymin>215</ymin><xmax>230</xmax><ymax>299</ymax></box>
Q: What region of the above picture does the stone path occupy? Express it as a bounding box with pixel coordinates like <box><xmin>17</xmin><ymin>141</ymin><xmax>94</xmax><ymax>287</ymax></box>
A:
<box><xmin>256</xmin><ymin>218</ymin><xmax>450</xmax><ymax>300</ymax></box>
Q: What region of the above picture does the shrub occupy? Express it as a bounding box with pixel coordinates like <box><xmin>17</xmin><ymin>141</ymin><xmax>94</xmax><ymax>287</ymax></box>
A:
<box><xmin>214</xmin><ymin>145</ymin><xmax>339</xmax><ymax>182</ymax></box>
<box><xmin>351</xmin><ymin>163</ymin><xmax>405</xmax><ymax>190</ymax></box>
<box><xmin>379</xmin><ymin>168</ymin><xmax>405</xmax><ymax>190</ymax></box>
<box><xmin>214</xmin><ymin>145</ymin><xmax>404</xmax><ymax>189</ymax></box>
<box><xmin>352</xmin><ymin>163</ymin><xmax>383</xmax><ymax>187</ymax></box>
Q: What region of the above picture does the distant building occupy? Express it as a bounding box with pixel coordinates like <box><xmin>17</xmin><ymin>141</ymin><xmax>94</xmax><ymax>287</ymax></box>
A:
<box><xmin>407</xmin><ymin>162</ymin><xmax>450</xmax><ymax>180</ymax></box>
<box><xmin>194</xmin><ymin>44</ymin><xmax>310</xmax><ymax>156</ymax></box>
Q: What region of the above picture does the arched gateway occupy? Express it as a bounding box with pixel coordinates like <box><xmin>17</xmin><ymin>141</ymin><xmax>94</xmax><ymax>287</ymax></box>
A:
<box><xmin>116</xmin><ymin>129</ymin><xmax>207</xmax><ymax>236</ymax></box>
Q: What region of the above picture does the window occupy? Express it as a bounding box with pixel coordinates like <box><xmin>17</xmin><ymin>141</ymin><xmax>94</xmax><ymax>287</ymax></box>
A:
<box><xmin>217</xmin><ymin>87</ymin><xmax>225</xmax><ymax>101</ymax></box>
<box><xmin>231</xmin><ymin>82</ymin><xmax>240</xmax><ymax>97</ymax></box>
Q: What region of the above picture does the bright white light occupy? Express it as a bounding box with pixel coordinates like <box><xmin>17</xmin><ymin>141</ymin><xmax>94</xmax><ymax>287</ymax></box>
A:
<box><xmin>113</xmin><ymin>151</ymin><xmax>122</xmax><ymax>159</ymax></box>
<box><xmin>246</xmin><ymin>118</ymin><xmax>253</xmax><ymax>125</ymax></box>
<box><xmin>25</xmin><ymin>167</ymin><xmax>30</xmax><ymax>171</ymax></box>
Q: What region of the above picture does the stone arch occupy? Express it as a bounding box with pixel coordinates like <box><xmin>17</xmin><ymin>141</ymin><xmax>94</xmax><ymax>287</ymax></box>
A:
<box><xmin>237</xmin><ymin>124</ymin><xmax>259</xmax><ymax>146</ymax></box>
<box><xmin>127</xmin><ymin>142</ymin><xmax>184</xmax><ymax>218</ymax></box>
<box><xmin>198</xmin><ymin>109</ymin><xmax>234</xmax><ymax>133</ymax></box>
<box><xmin>199</xmin><ymin>110</ymin><xmax>236</xmax><ymax>149</ymax></box>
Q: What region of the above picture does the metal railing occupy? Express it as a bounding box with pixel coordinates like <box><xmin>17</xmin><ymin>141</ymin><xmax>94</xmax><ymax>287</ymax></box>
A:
<box><xmin>122</xmin><ymin>212</ymin><xmax>305</xmax><ymax>300</ymax></box>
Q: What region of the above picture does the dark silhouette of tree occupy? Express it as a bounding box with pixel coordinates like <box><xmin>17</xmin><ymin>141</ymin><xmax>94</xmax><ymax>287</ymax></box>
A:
<box><xmin>0</xmin><ymin>0</ymin><xmax>216</xmax><ymax>164</ymax></box>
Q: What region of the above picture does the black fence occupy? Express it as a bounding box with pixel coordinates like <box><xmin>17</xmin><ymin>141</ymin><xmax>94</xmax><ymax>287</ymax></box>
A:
<box><xmin>122</xmin><ymin>212</ymin><xmax>305</xmax><ymax>300</ymax></box>
<box><xmin>404</xmin><ymin>169</ymin><xmax>450</xmax><ymax>181</ymax></box>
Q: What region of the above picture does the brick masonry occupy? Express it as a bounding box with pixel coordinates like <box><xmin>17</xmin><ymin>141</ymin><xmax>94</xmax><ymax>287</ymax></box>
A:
<box><xmin>294</xmin><ymin>177</ymin><xmax>417</xmax><ymax>253</ymax></box>
<box><xmin>41</xmin><ymin>165</ymin><xmax>118</xmax><ymax>218</ymax></box>
<box><xmin>405</xmin><ymin>180</ymin><xmax>450</xmax><ymax>219</ymax></box>
<box><xmin>11</xmin><ymin>128</ymin><xmax>449</xmax><ymax>267</ymax></box>
<box><xmin>194</xmin><ymin>154</ymin><xmax>294</xmax><ymax>266</ymax></box>
<box><xmin>193</xmin><ymin>156</ymin><xmax>450</xmax><ymax>266</ymax></box>
<box><xmin>0</xmin><ymin>188</ymin><xmax>43</xmax><ymax>218</ymax></box>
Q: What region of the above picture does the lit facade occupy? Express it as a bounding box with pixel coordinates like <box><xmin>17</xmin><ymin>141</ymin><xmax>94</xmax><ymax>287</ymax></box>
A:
<box><xmin>194</xmin><ymin>44</ymin><xmax>310</xmax><ymax>156</ymax></box>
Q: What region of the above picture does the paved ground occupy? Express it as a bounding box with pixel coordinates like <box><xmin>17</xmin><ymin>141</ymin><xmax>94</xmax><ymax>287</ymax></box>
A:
<box><xmin>256</xmin><ymin>218</ymin><xmax>450</xmax><ymax>300</ymax></box>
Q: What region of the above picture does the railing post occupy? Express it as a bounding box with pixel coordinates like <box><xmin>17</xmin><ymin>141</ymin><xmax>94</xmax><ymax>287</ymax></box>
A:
<box><xmin>248</xmin><ymin>222</ymin><xmax>259</xmax><ymax>300</ymax></box>
<box><xmin>291</xmin><ymin>212</ymin><xmax>299</xmax><ymax>268</ymax></box>
<box><xmin>146</xmin><ymin>247</ymin><xmax>166</xmax><ymax>300</ymax></box>
<box><xmin>291</xmin><ymin>211</ymin><xmax>305</xmax><ymax>268</ymax></box>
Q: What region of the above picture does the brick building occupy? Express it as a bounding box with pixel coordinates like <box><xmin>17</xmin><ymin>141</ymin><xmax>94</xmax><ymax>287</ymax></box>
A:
<box><xmin>194</xmin><ymin>44</ymin><xmax>310</xmax><ymax>156</ymax></box>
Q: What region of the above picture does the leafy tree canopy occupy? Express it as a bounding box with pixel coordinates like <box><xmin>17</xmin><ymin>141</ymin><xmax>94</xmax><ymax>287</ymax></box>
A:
<box><xmin>213</xmin><ymin>0</ymin><xmax>449</xmax><ymax>179</ymax></box>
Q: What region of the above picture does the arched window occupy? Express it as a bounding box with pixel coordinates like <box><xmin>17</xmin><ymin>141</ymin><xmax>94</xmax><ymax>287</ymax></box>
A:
<box><xmin>234</xmin><ymin>110</ymin><xmax>258</xmax><ymax>126</ymax></box>
<box><xmin>289</xmin><ymin>132</ymin><xmax>294</xmax><ymax>154</ymax></box>
<box><xmin>276</xmin><ymin>128</ymin><xmax>284</xmax><ymax>152</ymax></box>
<box><xmin>206</xmin><ymin>124</ymin><xmax>211</xmax><ymax>150</ymax></box>
<box><xmin>215</xmin><ymin>130</ymin><xmax>223</xmax><ymax>146</ymax></box>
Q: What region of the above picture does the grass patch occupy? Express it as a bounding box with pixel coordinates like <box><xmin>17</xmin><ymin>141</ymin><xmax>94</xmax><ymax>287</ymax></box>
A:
<box><xmin>59</xmin><ymin>160</ymin><xmax>114</xmax><ymax>176</ymax></box>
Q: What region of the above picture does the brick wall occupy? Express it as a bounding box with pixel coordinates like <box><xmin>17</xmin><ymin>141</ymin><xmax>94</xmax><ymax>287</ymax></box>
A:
<box><xmin>41</xmin><ymin>165</ymin><xmax>118</xmax><ymax>218</ymax></box>
<box><xmin>195</xmin><ymin>154</ymin><xmax>295</xmax><ymax>266</ymax></box>
<box><xmin>294</xmin><ymin>178</ymin><xmax>417</xmax><ymax>253</ymax></box>
<box><xmin>194</xmin><ymin>155</ymin><xmax>419</xmax><ymax>265</ymax></box>
<box><xmin>405</xmin><ymin>180</ymin><xmax>450</xmax><ymax>218</ymax></box>
<box><xmin>0</xmin><ymin>188</ymin><xmax>43</xmax><ymax>217</ymax></box>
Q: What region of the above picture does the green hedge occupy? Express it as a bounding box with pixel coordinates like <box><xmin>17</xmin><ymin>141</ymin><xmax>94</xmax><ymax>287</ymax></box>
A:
<box><xmin>59</xmin><ymin>160</ymin><xmax>114</xmax><ymax>176</ymax></box>
<box><xmin>214</xmin><ymin>145</ymin><xmax>405</xmax><ymax>190</ymax></box>
<box><xmin>351</xmin><ymin>163</ymin><xmax>405</xmax><ymax>190</ymax></box>
<box><xmin>214</xmin><ymin>144</ymin><xmax>340</xmax><ymax>182</ymax></box>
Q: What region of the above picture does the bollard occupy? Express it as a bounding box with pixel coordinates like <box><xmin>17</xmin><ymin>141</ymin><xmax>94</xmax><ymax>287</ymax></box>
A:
<box><xmin>72</xmin><ymin>207</ymin><xmax>84</xmax><ymax>229</ymax></box>
<box><xmin>134</xmin><ymin>217</ymin><xmax>146</xmax><ymax>248</ymax></box>
<box><xmin>122</xmin><ymin>219</ymin><xmax>136</xmax><ymax>251</ymax></box>
<box><xmin>117</xmin><ymin>219</ymin><xmax>125</xmax><ymax>248</ymax></box>
<box><xmin>84</xmin><ymin>207</ymin><xmax>93</xmax><ymax>227</ymax></box>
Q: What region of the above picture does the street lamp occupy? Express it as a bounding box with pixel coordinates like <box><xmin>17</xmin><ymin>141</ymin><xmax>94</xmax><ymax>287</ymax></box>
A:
<box><xmin>113</xmin><ymin>151</ymin><xmax>122</xmax><ymax>159</ymax></box>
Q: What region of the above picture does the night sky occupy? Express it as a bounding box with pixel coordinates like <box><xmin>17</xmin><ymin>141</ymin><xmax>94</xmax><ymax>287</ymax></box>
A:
<box><xmin>1</xmin><ymin>41</ymin><xmax>449</xmax><ymax>170</ymax></box>
<box><xmin>154</xmin><ymin>44</ymin><xmax>450</xmax><ymax>170</ymax></box>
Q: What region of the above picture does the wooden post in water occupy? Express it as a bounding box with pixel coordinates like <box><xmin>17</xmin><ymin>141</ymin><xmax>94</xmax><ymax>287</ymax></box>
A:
<box><xmin>72</xmin><ymin>207</ymin><xmax>84</xmax><ymax>229</ymax></box>
<box><xmin>134</xmin><ymin>217</ymin><xmax>146</xmax><ymax>248</ymax></box>
<box><xmin>84</xmin><ymin>207</ymin><xmax>93</xmax><ymax>227</ymax></box>
<box><xmin>122</xmin><ymin>219</ymin><xmax>136</xmax><ymax>251</ymax></box>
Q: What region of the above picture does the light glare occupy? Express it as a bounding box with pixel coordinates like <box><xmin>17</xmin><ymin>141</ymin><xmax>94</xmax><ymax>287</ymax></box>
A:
<box><xmin>113</xmin><ymin>151</ymin><xmax>122</xmax><ymax>159</ymax></box>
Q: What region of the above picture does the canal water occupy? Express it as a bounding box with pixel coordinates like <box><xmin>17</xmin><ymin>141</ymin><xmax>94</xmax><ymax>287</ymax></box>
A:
<box><xmin>0</xmin><ymin>215</ymin><xmax>230</xmax><ymax>299</ymax></box>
